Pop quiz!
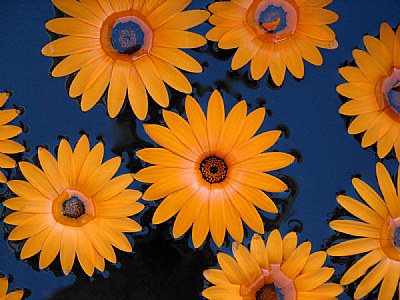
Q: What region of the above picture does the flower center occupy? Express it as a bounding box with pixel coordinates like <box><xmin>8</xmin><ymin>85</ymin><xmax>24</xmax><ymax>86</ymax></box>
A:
<box><xmin>62</xmin><ymin>196</ymin><xmax>86</xmax><ymax>219</ymax></box>
<box><xmin>376</xmin><ymin>68</ymin><xmax>400</xmax><ymax>114</ymax></box>
<box><xmin>200</xmin><ymin>156</ymin><xmax>228</xmax><ymax>184</ymax></box>
<box><xmin>256</xmin><ymin>284</ymin><xmax>284</xmax><ymax>300</ymax></box>
<box><xmin>394</xmin><ymin>226</ymin><xmax>400</xmax><ymax>248</ymax></box>
<box><xmin>259</xmin><ymin>5</ymin><xmax>286</xmax><ymax>33</ymax></box>
<box><xmin>247</xmin><ymin>0</ymin><xmax>298</xmax><ymax>43</ymax></box>
<box><xmin>100</xmin><ymin>12</ymin><xmax>153</xmax><ymax>62</ymax></box>
<box><xmin>111</xmin><ymin>21</ymin><xmax>144</xmax><ymax>55</ymax></box>
<box><xmin>240</xmin><ymin>265</ymin><xmax>296</xmax><ymax>300</ymax></box>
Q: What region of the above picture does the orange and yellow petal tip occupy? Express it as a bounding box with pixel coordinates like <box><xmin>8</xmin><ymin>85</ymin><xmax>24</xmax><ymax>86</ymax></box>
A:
<box><xmin>0</xmin><ymin>91</ymin><xmax>11</xmax><ymax>107</ymax></box>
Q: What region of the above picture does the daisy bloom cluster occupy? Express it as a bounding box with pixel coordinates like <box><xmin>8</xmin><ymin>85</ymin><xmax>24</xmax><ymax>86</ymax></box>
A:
<box><xmin>0</xmin><ymin>92</ymin><xmax>24</xmax><ymax>183</ymax></box>
<box><xmin>329</xmin><ymin>162</ymin><xmax>400</xmax><ymax>299</ymax></box>
<box><xmin>203</xmin><ymin>231</ymin><xmax>343</xmax><ymax>299</ymax></box>
<box><xmin>207</xmin><ymin>0</ymin><xmax>338</xmax><ymax>85</ymax></box>
<box><xmin>4</xmin><ymin>135</ymin><xmax>144</xmax><ymax>276</ymax></box>
<box><xmin>338</xmin><ymin>22</ymin><xmax>400</xmax><ymax>160</ymax></box>
<box><xmin>42</xmin><ymin>0</ymin><xmax>209</xmax><ymax>119</ymax></box>
<box><xmin>135</xmin><ymin>90</ymin><xmax>294</xmax><ymax>247</ymax></box>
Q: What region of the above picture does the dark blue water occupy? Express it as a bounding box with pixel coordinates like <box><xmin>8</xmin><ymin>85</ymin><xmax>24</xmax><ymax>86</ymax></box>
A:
<box><xmin>0</xmin><ymin>0</ymin><xmax>399</xmax><ymax>299</ymax></box>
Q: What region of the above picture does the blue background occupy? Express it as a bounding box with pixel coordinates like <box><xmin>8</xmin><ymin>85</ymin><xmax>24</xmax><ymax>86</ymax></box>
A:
<box><xmin>0</xmin><ymin>0</ymin><xmax>399</xmax><ymax>299</ymax></box>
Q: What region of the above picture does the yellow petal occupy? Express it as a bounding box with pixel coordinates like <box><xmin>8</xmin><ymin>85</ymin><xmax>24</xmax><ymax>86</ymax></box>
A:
<box><xmin>353</xmin><ymin>49</ymin><xmax>387</xmax><ymax>83</ymax></box>
<box><xmin>278</xmin><ymin>39</ymin><xmax>304</xmax><ymax>79</ymax></box>
<box><xmin>150</xmin><ymin>56</ymin><xmax>192</xmax><ymax>93</ymax></box>
<box><xmin>146</xmin><ymin>0</ymin><xmax>190</xmax><ymax>29</ymax></box>
<box><xmin>301</xmin><ymin>251</ymin><xmax>327</xmax><ymax>274</ymax></box>
<box><xmin>376</xmin><ymin>162</ymin><xmax>400</xmax><ymax>218</ymax></box>
<box><xmin>250</xmin><ymin>43</ymin><xmax>274</xmax><ymax>80</ymax></box>
<box><xmin>42</xmin><ymin>36</ymin><xmax>99</xmax><ymax>57</ymax></box>
<box><xmin>266</xmin><ymin>229</ymin><xmax>282</xmax><ymax>264</ymax></box>
<box><xmin>162</xmin><ymin>110</ymin><xmax>202</xmax><ymax>156</ymax></box>
<box><xmin>135</xmin><ymin>56</ymin><xmax>169</xmax><ymax>107</ymax></box>
<box><xmin>142</xmin><ymin>170</ymin><xmax>194</xmax><ymax>200</ymax></box>
<box><xmin>38</xmin><ymin>148</ymin><xmax>69</xmax><ymax>195</ymax></box>
<box><xmin>45</xmin><ymin>17</ymin><xmax>100</xmax><ymax>37</ymax></box>
<box><xmin>329</xmin><ymin>220</ymin><xmax>380</xmax><ymax>238</ymax></box>
<box><xmin>218</xmin><ymin>26</ymin><xmax>256</xmax><ymax>49</ymax></box>
<box><xmin>143</xmin><ymin>124</ymin><xmax>197</xmax><ymax>160</ymax></box>
<box><xmin>216</xmin><ymin>100</ymin><xmax>247</xmax><ymax>157</ymax></box>
<box><xmin>0</xmin><ymin>140</ymin><xmax>25</xmax><ymax>154</ymax></box>
<box><xmin>294</xmin><ymin>267</ymin><xmax>334</xmax><ymax>292</ymax></box>
<box><xmin>150</xmin><ymin>47</ymin><xmax>202</xmax><ymax>73</ymax></box>
<box><xmin>269</xmin><ymin>49</ymin><xmax>286</xmax><ymax>86</ymax></box>
<box><xmin>185</xmin><ymin>95</ymin><xmax>209</xmax><ymax>153</ymax></box>
<box><xmin>19</xmin><ymin>161</ymin><xmax>58</xmax><ymax>199</ymax></box>
<box><xmin>209</xmin><ymin>185</ymin><xmax>226</xmax><ymax>247</ymax></box>
<box><xmin>207</xmin><ymin>90</ymin><xmax>225</xmax><ymax>152</ymax></box>
<box><xmin>127</xmin><ymin>64</ymin><xmax>148</xmax><ymax>120</ymax></box>
<box><xmin>226</xmin><ymin>130</ymin><xmax>281</xmax><ymax>164</ymax></box>
<box><xmin>229</xmin><ymin>168</ymin><xmax>287</xmax><ymax>192</ymax></box>
<box><xmin>250</xmin><ymin>234</ymin><xmax>269</xmax><ymax>270</ymax></box>
<box><xmin>58</xmin><ymin>139</ymin><xmax>77</xmax><ymax>187</ymax></box>
<box><xmin>60</xmin><ymin>227</ymin><xmax>77</xmax><ymax>275</ymax></box>
<box><xmin>282</xmin><ymin>232</ymin><xmax>298</xmax><ymax>261</ymax></box>
<box><xmin>153</xmin><ymin>30</ymin><xmax>206</xmax><ymax>48</ymax></box>
<box><xmin>352</xmin><ymin>177</ymin><xmax>388</xmax><ymax>219</ymax></box>
<box><xmin>160</xmin><ymin>10</ymin><xmax>210</xmax><ymax>31</ymax></box>
<box><xmin>281</xmin><ymin>241</ymin><xmax>311</xmax><ymax>279</ymax></box>
<box><xmin>327</xmin><ymin>238</ymin><xmax>380</xmax><ymax>257</ymax></box>
<box><xmin>135</xmin><ymin>148</ymin><xmax>193</xmax><ymax>168</ymax></box>
<box><xmin>172</xmin><ymin>186</ymin><xmax>207</xmax><ymax>238</ymax></box>
<box><xmin>231</xmin><ymin>39</ymin><xmax>261</xmax><ymax>70</ymax></box>
<box><xmin>51</xmin><ymin>0</ymin><xmax>102</xmax><ymax>27</ymax></box>
<box><xmin>107</xmin><ymin>60</ymin><xmax>129</xmax><ymax>118</ymax></box>
<box><xmin>363</xmin><ymin>35</ymin><xmax>392</xmax><ymax>71</ymax></box>
<box><xmin>217</xmin><ymin>252</ymin><xmax>249</xmax><ymax>284</ymax></box>
<box><xmin>232</xmin><ymin>242</ymin><xmax>261</xmax><ymax>278</ymax></box>
<box><xmin>354</xmin><ymin>258</ymin><xmax>390</xmax><ymax>299</ymax></box>
<box><xmin>39</xmin><ymin>223</ymin><xmax>63</xmax><ymax>269</ymax></box>
<box><xmin>80</xmin><ymin>61</ymin><xmax>112</xmax><ymax>112</ymax></box>
<box><xmin>337</xmin><ymin>194</ymin><xmax>383</xmax><ymax>226</ymax></box>
<box><xmin>192</xmin><ymin>200</ymin><xmax>210</xmax><ymax>248</ymax></box>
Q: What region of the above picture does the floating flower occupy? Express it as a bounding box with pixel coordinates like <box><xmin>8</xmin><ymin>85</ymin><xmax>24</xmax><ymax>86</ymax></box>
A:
<box><xmin>328</xmin><ymin>162</ymin><xmax>400</xmax><ymax>299</ymax></box>
<box><xmin>338</xmin><ymin>22</ymin><xmax>400</xmax><ymax>160</ymax></box>
<box><xmin>203</xmin><ymin>231</ymin><xmax>343</xmax><ymax>299</ymax></box>
<box><xmin>135</xmin><ymin>90</ymin><xmax>294</xmax><ymax>247</ymax></box>
<box><xmin>4</xmin><ymin>135</ymin><xmax>144</xmax><ymax>276</ymax></box>
<box><xmin>0</xmin><ymin>92</ymin><xmax>24</xmax><ymax>183</ymax></box>
<box><xmin>207</xmin><ymin>0</ymin><xmax>338</xmax><ymax>86</ymax></box>
<box><xmin>0</xmin><ymin>277</ymin><xmax>24</xmax><ymax>300</ymax></box>
<box><xmin>41</xmin><ymin>0</ymin><xmax>209</xmax><ymax>119</ymax></box>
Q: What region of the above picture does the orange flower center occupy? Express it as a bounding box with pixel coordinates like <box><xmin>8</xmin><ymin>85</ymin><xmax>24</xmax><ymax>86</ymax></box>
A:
<box><xmin>200</xmin><ymin>156</ymin><xmax>228</xmax><ymax>184</ymax></box>
<box><xmin>379</xmin><ymin>217</ymin><xmax>400</xmax><ymax>261</ymax></box>
<box><xmin>247</xmin><ymin>0</ymin><xmax>298</xmax><ymax>43</ymax></box>
<box><xmin>375</xmin><ymin>68</ymin><xmax>400</xmax><ymax>114</ymax></box>
<box><xmin>53</xmin><ymin>189</ymin><xmax>95</xmax><ymax>227</ymax></box>
<box><xmin>240</xmin><ymin>265</ymin><xmax>296</xmax><ymax>300</ymax></box>
<box><xmin>100</xmin><ymin>11</ymin><xmax>153</xmax><ymax>62</ymax></box>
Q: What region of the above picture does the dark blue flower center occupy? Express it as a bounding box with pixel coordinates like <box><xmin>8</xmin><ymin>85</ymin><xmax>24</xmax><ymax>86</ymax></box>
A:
<box><xmin>388</xmin><ymin>82</ymin><xmax>400</xmax><ymax>114</ymax></box>
<box><xmin>62</xmin><ymin>196</ymin><xmax>86</xmax><ymax>219</ymax></box>
<box><xmin>111</xmin><ymin>21</ymin><xmax>144</xmax><ymax>55</ymax></box>
<box><xmin>258</xmin><ymin>5</ymin><xmax>287</xmax><ymax>33</ymax></box>
<box><xmin>394</xmin><ymin>226</ymin><xmax>400</xmax><ymax>248</ymax></box>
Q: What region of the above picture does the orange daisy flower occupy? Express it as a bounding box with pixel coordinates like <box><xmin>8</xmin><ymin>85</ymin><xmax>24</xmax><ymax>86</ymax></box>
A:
<box><xmin>338</xmin><ymin>22</ymin><xmax>400</xmax><ymax>160</ymax></box>
<box><xmin>42</xmin><ymin>0</ymin><xmax>209</xmax><ymax>119</ymax></box>
<box><xmin>135</xmin><ymin>90</ymin><xmax>294</xmax><ymax>247</ymax></box>
<box><xmin>0</xmin><ymin>92</ymin><xmax>25</xmax><ymax>183</ymax></box>
<box><xmin>328</xmin><ymin>162</ymin><xmax>400</xmax><ymax>299</ymax></box>
<box><xmin>0</xmin><ymin>277</ymin><xmax>24</xmax><ymax>300</ymax></box>
<box><xmin>207</xmin><ymin>0</ymin><xmax>338</xmax><ymax>86</ymax></box>
<box><xmin>203</xmin><ymin>231</ymin><xmax>343</xmax><ymax>299</ymax></box>
<box><xmin>4</xmin><ymin>135</ymin><xmax>144</xmax><ymax>276</ymax></box>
